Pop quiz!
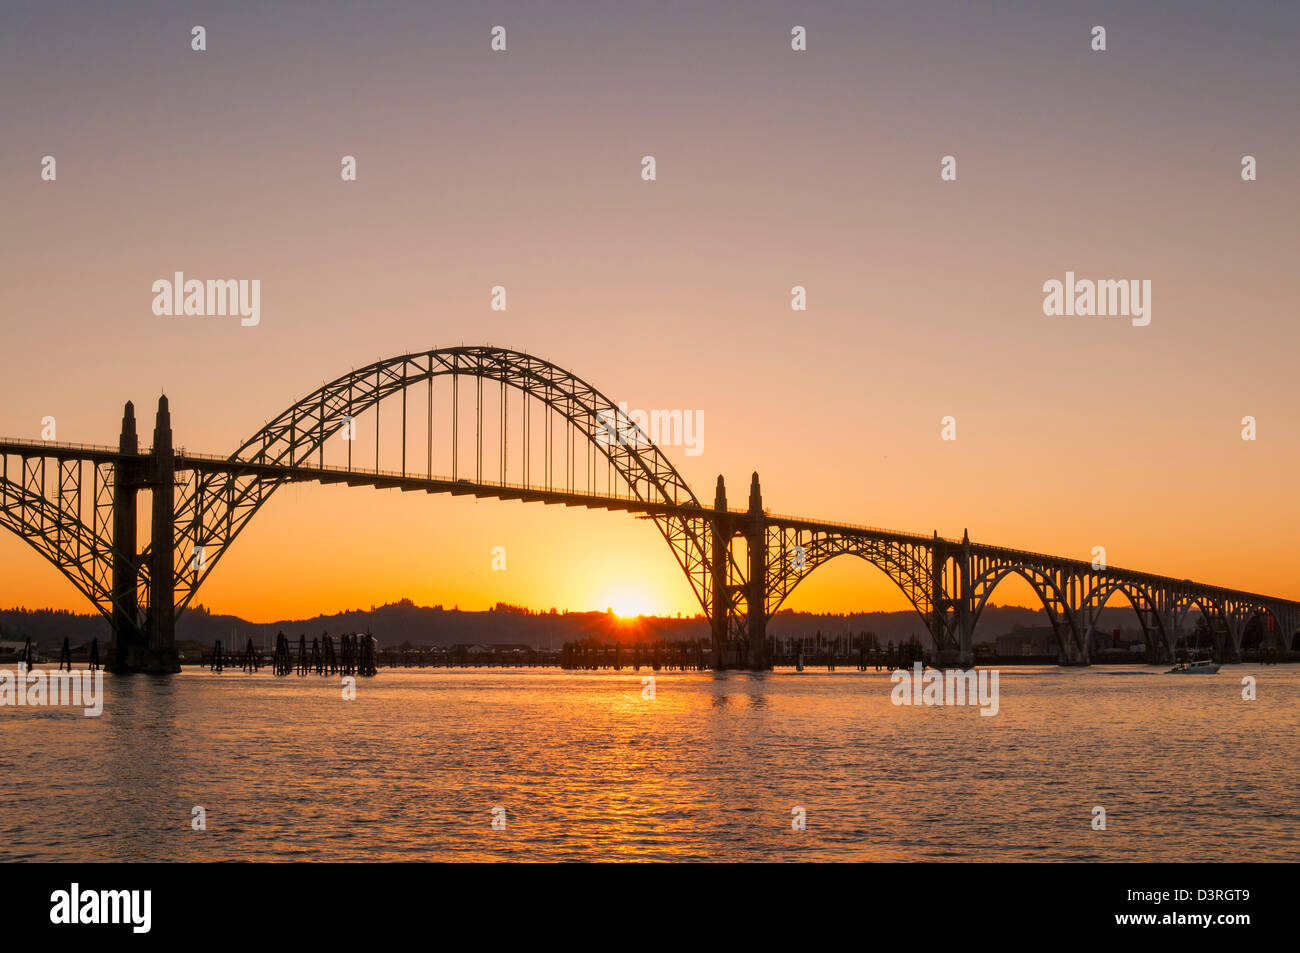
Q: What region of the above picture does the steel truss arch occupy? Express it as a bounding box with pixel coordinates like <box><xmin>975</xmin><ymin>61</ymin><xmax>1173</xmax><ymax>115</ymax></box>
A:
<box><xmin>1169</xmin><ymin>593</ymin><xmax>1233</xmax><ymax>657</ymax></box>
<box><xmin>1074</xmin><ymin>576</ymin><xmax>1171</xmax><ymax>659</ymax></box>
<box><xmin>969</xmin><ymin>562</ymin><xmax>1081</xmax><ymax>660</ymax></box>
<box><xmin>763</xmin><ymin>528</ymin><xmax>935</xmax><ymax>631</ymax></box>
<box><xmin>1225</xmin><ymin>602</ymin><xmax>1291</xmax><ymax>653</ymax></box>
<box><xmin>148</xmin><ymin>346</ymin><xmax>726</xmax><ymax>621</ymax></box>
<box><xmin>0</xmin><ymin>461</ymin><xmax>133</xmax><ymax>623</ymax></box>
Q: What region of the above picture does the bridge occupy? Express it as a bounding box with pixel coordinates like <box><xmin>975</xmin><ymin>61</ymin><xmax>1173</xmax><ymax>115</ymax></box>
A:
<box><xmin>1</xmin><ymin>346</ymin><xmax>1296</xmax><ymax>672</ymax></box>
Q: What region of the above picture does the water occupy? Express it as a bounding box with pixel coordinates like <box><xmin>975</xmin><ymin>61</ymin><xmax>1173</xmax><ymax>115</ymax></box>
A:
<box><xmin>1</xmin><ymin>664</ymin><xmax>1297</xmax><ymax>861</ymax></box>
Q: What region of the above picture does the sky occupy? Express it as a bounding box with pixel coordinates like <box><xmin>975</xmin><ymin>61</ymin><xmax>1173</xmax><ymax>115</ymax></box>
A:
<box><xmin>0</xmin><ymin>1</ymin><xmax>1297</xmax><ymax>624</ymax></box>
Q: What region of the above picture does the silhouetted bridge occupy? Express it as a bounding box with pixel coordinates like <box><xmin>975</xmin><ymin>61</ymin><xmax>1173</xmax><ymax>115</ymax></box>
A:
<box><xmin>2</xmin><ymin>346</ymin><xmax>1296</xmax><ymax>672</ymax></box>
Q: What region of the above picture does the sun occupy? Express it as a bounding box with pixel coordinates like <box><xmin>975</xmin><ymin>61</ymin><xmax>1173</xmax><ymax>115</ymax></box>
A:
<box><xmin>605</xmin><ymin>590</ymin><xmax>657</xmax><ymax>619</ymax></box>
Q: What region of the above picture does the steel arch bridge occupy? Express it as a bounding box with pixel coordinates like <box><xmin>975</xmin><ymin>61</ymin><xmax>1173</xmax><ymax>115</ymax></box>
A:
<box><xmin>1</xmin><ymin>345</ymin><xmax>1297</xmax><ymax>672</ymax></box>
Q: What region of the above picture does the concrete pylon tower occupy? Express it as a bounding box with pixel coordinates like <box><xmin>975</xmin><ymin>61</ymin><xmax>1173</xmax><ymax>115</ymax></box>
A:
<box><xmin>145</xmin><ymin>395</ymin><xmax>180</xmax><ymax>673</ymax></box>
<box><xmin>711</xmin><ymin>474</ymin><xmax>729</xmax><ymax>668</ymax></box>
<box><xmin>746</xmin><ymin>471</ymin><xmax>768</xmax><ymax>669</ymax></box>
<box><xmin>110</xmin><ymin>401</ymin><xmax>141</xmax><ymax>672</ymax></box>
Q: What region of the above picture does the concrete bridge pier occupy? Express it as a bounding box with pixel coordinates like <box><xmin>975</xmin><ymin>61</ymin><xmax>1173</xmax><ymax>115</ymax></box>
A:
<box><xmin>709</xmin><ymin>475</ymin><xmax>731</xmax><ymax>668</ymax></box>
<box><xmin>109</xmin><ymin>401</ymin><xmax>143</xmax><ymax>673</ymax></box>
<box><xmin>938</xmin><ymin>624</ymin><xmax>976</xmax><ymax>670</ymax></box>
<box><xmin>143</xmin><ymin>396</ymin><xmax>180</xmax><ymax>673</ymax></box>
<box><xmin>929</xmin><ymin>531</ymin><xmax>976</xmax><ymax>670</ymax></box>
<box><xmin>745</xmin><ymin>472</ymin><xmax>769</xmax><ymax>670</ymax></box>
<box><xmin>1057</xmin><ymin>627</ymin><xmax>1090</xmax><ymax>666</ymax></box>
<box><xmin>111</xmin><ymin>396</ymin><xmax>180</xmax><ymax>674</ymax></box>
<box><xmin>1218</xmin><ymin>619</ymin><xmax>1243</xmax><ymax>663</ymax></box>
<box><xmin>939</xmin><ymin>529</ymin><xmax>977</xmax><ymax>669</ymax></box>
<box><xmin>706</xmin><ymin>472</ymin><xmax>771</xmax><ymax>671</ymax></box>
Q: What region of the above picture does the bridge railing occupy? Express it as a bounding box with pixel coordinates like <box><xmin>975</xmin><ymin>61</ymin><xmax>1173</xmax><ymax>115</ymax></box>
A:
<box><xmin>171</xmin><ymin>450</ymin><xmax>712</xmax><ymax>508</ymax></box>
<box><xmin>0</xmin><ymin>438</ymin><xmax>137</xmax><ymax>457</ymax></box>
<box><xmin>764</xmin><ymin>511</ymin><xmax>940</xmax><ymax>543</ymax></box>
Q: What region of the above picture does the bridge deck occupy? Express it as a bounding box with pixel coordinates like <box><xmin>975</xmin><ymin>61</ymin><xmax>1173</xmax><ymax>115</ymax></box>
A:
<box><xmin>2</xmin><ymin>437</ymin><xmax>1297</xmax><ymax>611</ymax></box>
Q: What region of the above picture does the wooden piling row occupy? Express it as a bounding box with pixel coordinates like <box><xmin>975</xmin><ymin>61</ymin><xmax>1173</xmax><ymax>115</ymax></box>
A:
<box><xmin>193</xmin><ymin>631</ymin><xmax>931</xmax><ymax>674</ymax></box>
<box><xmin>200</xmin><ymin>631</ymin><xmax>378</xmax><ymax>677</ymax></box>
<box><xmin>560</xmin><ymin>639</ymin><xmax>710</xmax><ymax>671</ymax></box>
<box><xmin>272</xmin><ymin>632</ymin><xmax>293</xmax><ymax>676</ymax></box>
<box><xmin>769</xmin><ymin>632</ymin><xmax>926</xmax><ymax>671</ymax></box>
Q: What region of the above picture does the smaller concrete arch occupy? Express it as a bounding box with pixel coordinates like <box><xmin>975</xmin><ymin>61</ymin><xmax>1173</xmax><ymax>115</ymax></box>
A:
<box><xmin>1075</xmin><ymin>577</ymin><xmax>1171</xmax><ymax>662</ymax></box>
<box><xmin>1170</xmin><ymin>594</ymin><xmax>1233</xmax><ymax>659</ymax></box>
<box><xmin>767</xmin><ymin>535</ymin><xmax>933</xmax><ymax>625</ymax></box>
<box><xmin>1228</xmin><ymin>602</ymin><xmax>1290</xmax><ymax>655</ymax></box>
<box><xmin>969</xmin><ymin>562</ymin><xmax>1082</xmax><ymax>663</ymax></box>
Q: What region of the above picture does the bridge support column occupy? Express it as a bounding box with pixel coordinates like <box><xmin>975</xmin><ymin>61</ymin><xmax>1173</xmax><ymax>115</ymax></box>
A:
<box><xmin>144</xmin><ymin>396</ymin><xmax>180</xmax><ymax>674</ymax></box>
<box><xmin>1221</xmin><ymin>619</ymin><xmax>1243</xmax><ymax>664</ymax></box>
<box><xmin>930</xmin><ymin>532</ymin><xmax>974</xmax><ymax>669</ymax></box>
<box><xmin>956</xmin><ymin>529</ymin><xmax>974</xmax><ymax>668</ymax></box>
<box><xmin>746</xmin><ymin>472</ymin><xmax>768</xmax><ymax>670</ymax></box>
<box><xmin>1155</xmin><ymin>610</ymin><xmax>1177</xmax><ymax>664</ymax></box>
<box><xmin>710</xmin><ymin>476</ymin><xmax>731</xmax><ymax>669</ymax></box>
<box><xmin>110</xmin><ymin>401</ymin><xmax>143</xmax><ymax>673</ymax></box>
<box><xmin>1057</xmin><ymin>620</ymin><xmax>1089</xmax><ymax>666</ymax></box>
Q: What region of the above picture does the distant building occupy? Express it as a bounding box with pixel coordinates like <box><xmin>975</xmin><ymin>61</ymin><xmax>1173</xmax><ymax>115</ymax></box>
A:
<box><xmin>995</xmin><ymin>626</ymin><xmax>1057</xmax><ymax>657</ymax></box>
<box><xmin>1091</xmin><ymin>627</ymin><xmax>1146</xmax><ymax>656</ymax></box>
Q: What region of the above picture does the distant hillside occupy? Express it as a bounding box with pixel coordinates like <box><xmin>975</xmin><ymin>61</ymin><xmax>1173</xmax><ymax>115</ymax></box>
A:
<box><xmin>0</xmin><ymin>600</ymin><xmax>1164</xmax><ymax>652</ymax></box>
<box><xmin>0</xmin><ymin>608</ymin><xmax>110</xmax><ymax>649</ymax></box>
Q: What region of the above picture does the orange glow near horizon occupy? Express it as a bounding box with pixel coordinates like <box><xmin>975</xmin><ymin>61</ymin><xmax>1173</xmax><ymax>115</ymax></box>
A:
<box><xmin>605</xmin><ymin>590</ymin><xmax>662</xmax><ymax>620</ymax></box>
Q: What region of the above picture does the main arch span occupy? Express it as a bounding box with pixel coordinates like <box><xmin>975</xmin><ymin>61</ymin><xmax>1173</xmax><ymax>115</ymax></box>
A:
<box><xmin>1</xmin><ymin>345</ymin><xmax>1296</xmax><ymax>671</ymax></box>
